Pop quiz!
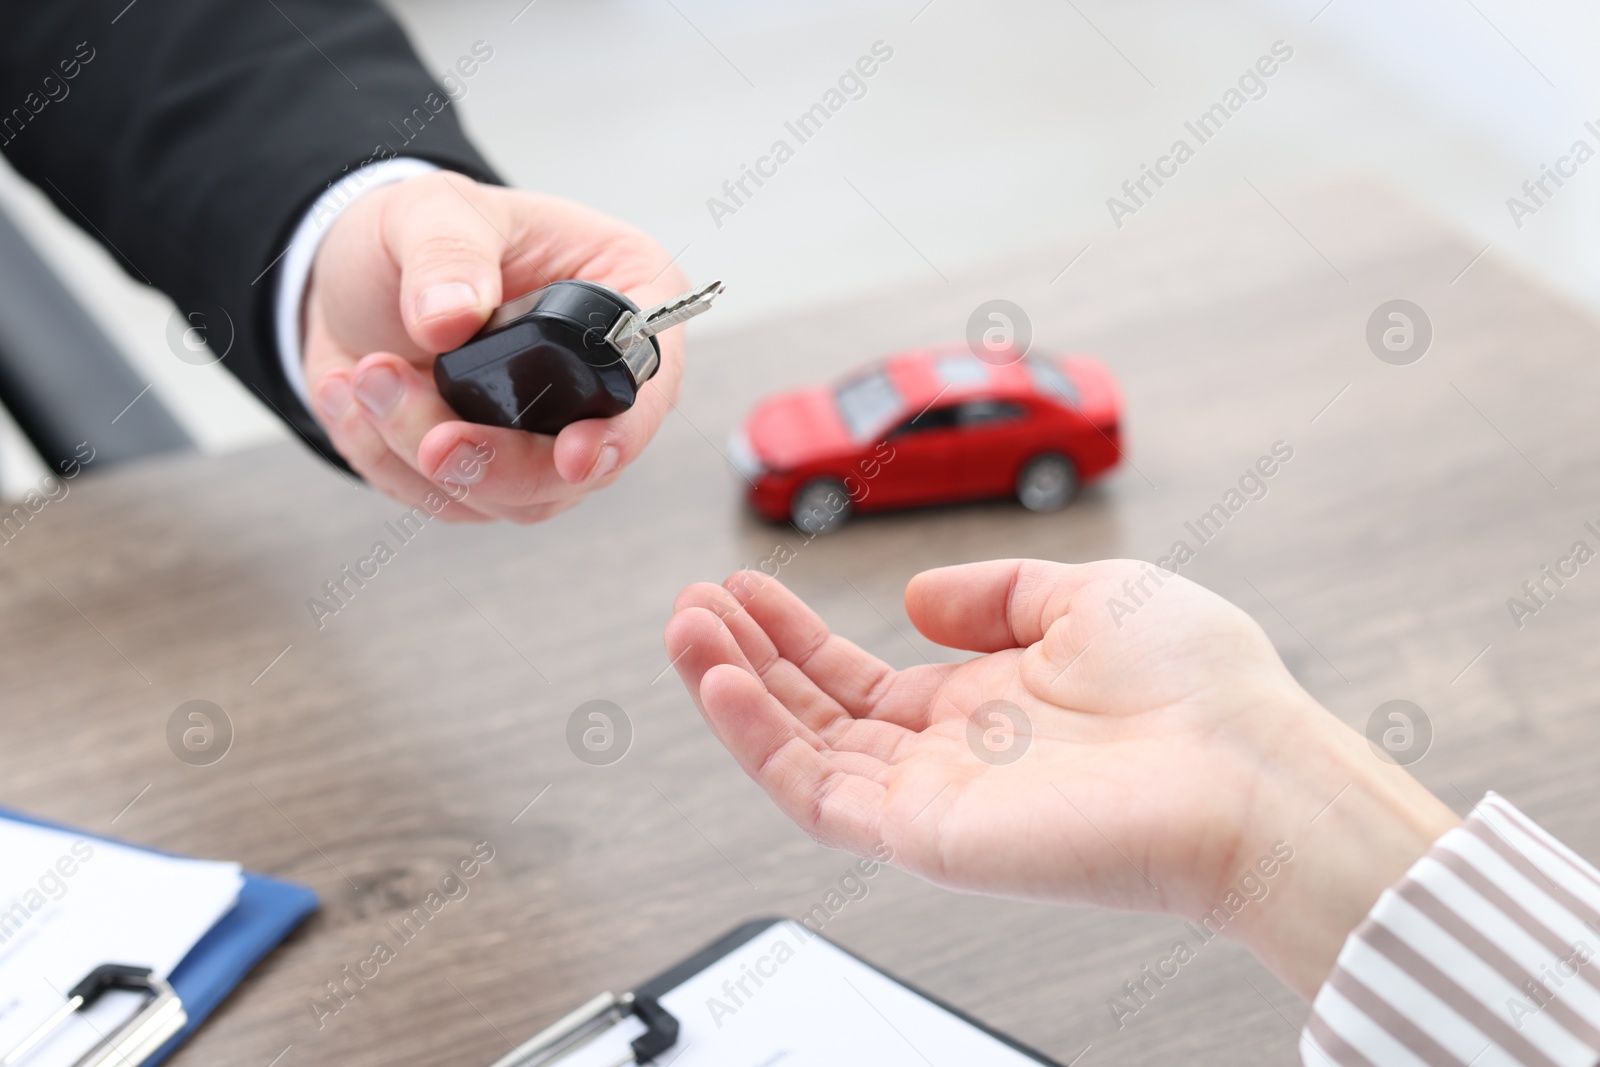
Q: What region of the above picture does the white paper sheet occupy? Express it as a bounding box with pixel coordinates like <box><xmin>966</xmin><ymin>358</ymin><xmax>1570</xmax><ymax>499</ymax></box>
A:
<box><xmin>550</xmin><ymin>921</ymin><xmax>1048</xmax><ymax>1067</ymax></box>
<box><xmin>0</xmin><ymin>818</ymin><xmax>243</xmax><ymax>1067</ymax></box>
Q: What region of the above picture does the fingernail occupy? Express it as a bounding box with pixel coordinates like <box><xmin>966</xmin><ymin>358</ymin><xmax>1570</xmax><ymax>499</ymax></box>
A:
<box><xmin>415</xmin><ymin>282</ymin><xmax>479</xmax><ymax>322</ymax></box>
<box><xmin>438</xmin><ymin>441</ymin><xmax>487</xmax><ymax>486</ymax></box>
<box><xmin>317</xmin><ymin>377</ymin><xmax>352</xmax><ymax>422</ymax></box>
<box><xmin>588</xmin><ymin>445</ymin><xmax>619</xmax><ymax>482</ymax></box>
<box><xmin>355</xmin><ymin>365</ymin><xmax>403</xmax><ymax>417</ymax></box>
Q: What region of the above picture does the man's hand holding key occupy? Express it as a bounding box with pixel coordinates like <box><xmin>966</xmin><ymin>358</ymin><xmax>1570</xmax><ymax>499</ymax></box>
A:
<box><xmin>303</xmin><ymin>172</ymin><xmax>694</xmax><ymax>525</ymax></box>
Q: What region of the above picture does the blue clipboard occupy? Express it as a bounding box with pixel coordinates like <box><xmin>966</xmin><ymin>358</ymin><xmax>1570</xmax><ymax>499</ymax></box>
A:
<box><xmin>0</xmin><ymin>806</ymin><xmax>319</xmax><ymax>1066</ymax></box>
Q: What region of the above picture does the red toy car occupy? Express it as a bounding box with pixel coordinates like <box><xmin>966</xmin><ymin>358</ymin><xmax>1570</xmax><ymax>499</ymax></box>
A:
<box><xmin>728</xmin><ymin>345</ymin><xmax>1121</xmax><ymax>532</ymax></box>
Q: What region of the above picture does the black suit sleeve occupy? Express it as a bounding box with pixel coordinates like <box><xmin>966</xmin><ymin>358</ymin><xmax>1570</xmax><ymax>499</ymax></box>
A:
<box><xmin>0</xmin><ymin>0</ymin><xmax>500</xmax><ymax>465</ymax></box>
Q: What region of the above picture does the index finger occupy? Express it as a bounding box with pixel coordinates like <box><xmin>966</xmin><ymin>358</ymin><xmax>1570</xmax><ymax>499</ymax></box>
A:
<box><xmin>669</xmin><ymin>609</ymin><xmax>889</xmax><ymax>853</ymax></box>
<box><xmin>722</xmin><ymin>570</ymin><xmax>937</xmax><ymax>731</ymax></box>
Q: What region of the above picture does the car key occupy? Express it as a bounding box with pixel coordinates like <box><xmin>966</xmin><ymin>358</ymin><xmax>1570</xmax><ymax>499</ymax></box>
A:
<box><xmin>433</xmin><ymin>278</ymin><xmax>725</xmax><ymax>435</ymax></box>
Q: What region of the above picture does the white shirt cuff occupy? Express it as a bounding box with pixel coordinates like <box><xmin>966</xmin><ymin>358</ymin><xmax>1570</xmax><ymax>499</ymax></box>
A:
<box><xmin>1303</xmin><ymin>792</ymin><xmax>1600</xmax><ymax>1067</ymax></box>
<box><xmin>273</xmin><ymin>157</ymin><xmax>442</xmax><ymax>412</ymax></box>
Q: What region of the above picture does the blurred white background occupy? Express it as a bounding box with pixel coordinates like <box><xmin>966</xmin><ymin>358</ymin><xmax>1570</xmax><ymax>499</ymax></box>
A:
<box><xmin>1</xmin><ymin>0</ymin><xmax>1595</xmax><ymax>490</ymax></box>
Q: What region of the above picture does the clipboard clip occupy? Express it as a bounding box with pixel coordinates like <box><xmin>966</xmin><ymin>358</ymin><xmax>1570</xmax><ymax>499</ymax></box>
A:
<box><xmin>486</xmin><ymin>990</ymin><xmax>679</xmax><ymax>1067</ymax></box>
<box><xmin>0</xmin><ymin>963</ymin><xmax>187</xmax><ymax>1067</ymax></box>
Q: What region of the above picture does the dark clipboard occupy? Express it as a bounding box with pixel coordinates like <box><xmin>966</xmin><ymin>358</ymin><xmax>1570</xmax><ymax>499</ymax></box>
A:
<box><xmin>489</xmin><ymin>916</ymin><xmax>1066</xmax><ymax>1066</ymax></box>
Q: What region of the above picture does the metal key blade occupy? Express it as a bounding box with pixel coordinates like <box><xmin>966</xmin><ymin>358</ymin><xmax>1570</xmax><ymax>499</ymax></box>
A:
<box><xmin>604</xmin><ymin>279</ymin><xmax>724</xmax><ymax>384</ymax></box>
<box><xmin>635</xmin><ymin>279</ymin><xmax>725</xmax><ymax>340</ymax></box>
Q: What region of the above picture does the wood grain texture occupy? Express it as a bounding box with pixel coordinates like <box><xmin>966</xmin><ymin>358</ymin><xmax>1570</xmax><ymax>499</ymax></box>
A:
<box><xmin>3</xmin><ymin>179</ymin><xmax>1598</xmax><ymax>1065</ymax></box>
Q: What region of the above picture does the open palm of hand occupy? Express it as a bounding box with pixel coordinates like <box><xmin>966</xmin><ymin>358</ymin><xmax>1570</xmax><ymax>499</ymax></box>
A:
<box><xmin>666</xmin><ymin>559</ymin><xmax>1350</xmax><ymax>923</ymax></box>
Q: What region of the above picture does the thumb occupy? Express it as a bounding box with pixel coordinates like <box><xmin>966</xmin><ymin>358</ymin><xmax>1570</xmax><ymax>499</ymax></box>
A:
<box><xmin>383</xmin><ymin>173</ymin><xmax>507</xmax><ymax>353</ymax></box>
<box><xmin>906</xmin><ymin>558</ymin><xmax>1092</xmax><ymax>652</ymax></box>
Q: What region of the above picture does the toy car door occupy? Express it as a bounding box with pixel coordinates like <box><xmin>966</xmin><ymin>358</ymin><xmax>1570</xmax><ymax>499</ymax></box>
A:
<box><xmin>872</xmin><ymin>404</ymin><xmax>962</xmax><ymax>508</ymax></box>
<box><xmin>955</xmin><ymin>398</ymin><xmax>1033</xmax><ymax>498</ymax></box>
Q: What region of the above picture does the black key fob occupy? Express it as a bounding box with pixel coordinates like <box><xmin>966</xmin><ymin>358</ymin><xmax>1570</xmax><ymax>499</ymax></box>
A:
<box><xmin>433</xmin><ymin>278</ymin><xmax>722</xmax><ymax>436</ymax></box>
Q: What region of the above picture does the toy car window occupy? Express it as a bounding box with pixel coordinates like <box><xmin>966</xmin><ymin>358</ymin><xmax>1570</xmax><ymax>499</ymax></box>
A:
<box><xmin>836</xmin><ymin>371</ymin><xmax>904</xmax><ymax>440</ymax></box>
<box><xmin>957</xmin><ymin>400</ymin><xmax>1026</xmax><ymax>427</ymax></box>
<box><xmin>934</xmin><ymin>355</ymin><xmax>991</xmax><ymax>387</ymax></box>
<box><xmin>1026</xmin><ymin>358</ymin><xmax>1081</xmax><ymax>406</ymax></box>
<box><xmin>891</xmin><ymin>405</ymin><xmax>959</xmax><ymax>437</ymax></box>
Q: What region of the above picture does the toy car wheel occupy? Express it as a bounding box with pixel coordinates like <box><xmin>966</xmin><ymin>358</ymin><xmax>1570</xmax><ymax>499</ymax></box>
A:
<box><xmin>790</xmin><ymin>478</ymin><xmax>853</xmax><ymax>534</ymax></box>
<box><xmin>1016</xmin><ymin>454</ymin><xmax>1079</xmax><ymax>512</ymax></box>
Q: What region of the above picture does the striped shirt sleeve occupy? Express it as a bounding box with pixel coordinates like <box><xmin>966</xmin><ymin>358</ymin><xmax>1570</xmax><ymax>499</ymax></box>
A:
<box><xmin>1303</xmin><ymin>793</ymin><xmax>1600</xmax><ymax>1067</ymax></box>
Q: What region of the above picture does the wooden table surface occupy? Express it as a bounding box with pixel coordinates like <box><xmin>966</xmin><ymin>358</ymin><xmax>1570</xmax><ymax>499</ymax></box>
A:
<box><xmin>5</xmin><ymin>179</ymin><xmax>1600</xmax><ymax>1066</ymax></box>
